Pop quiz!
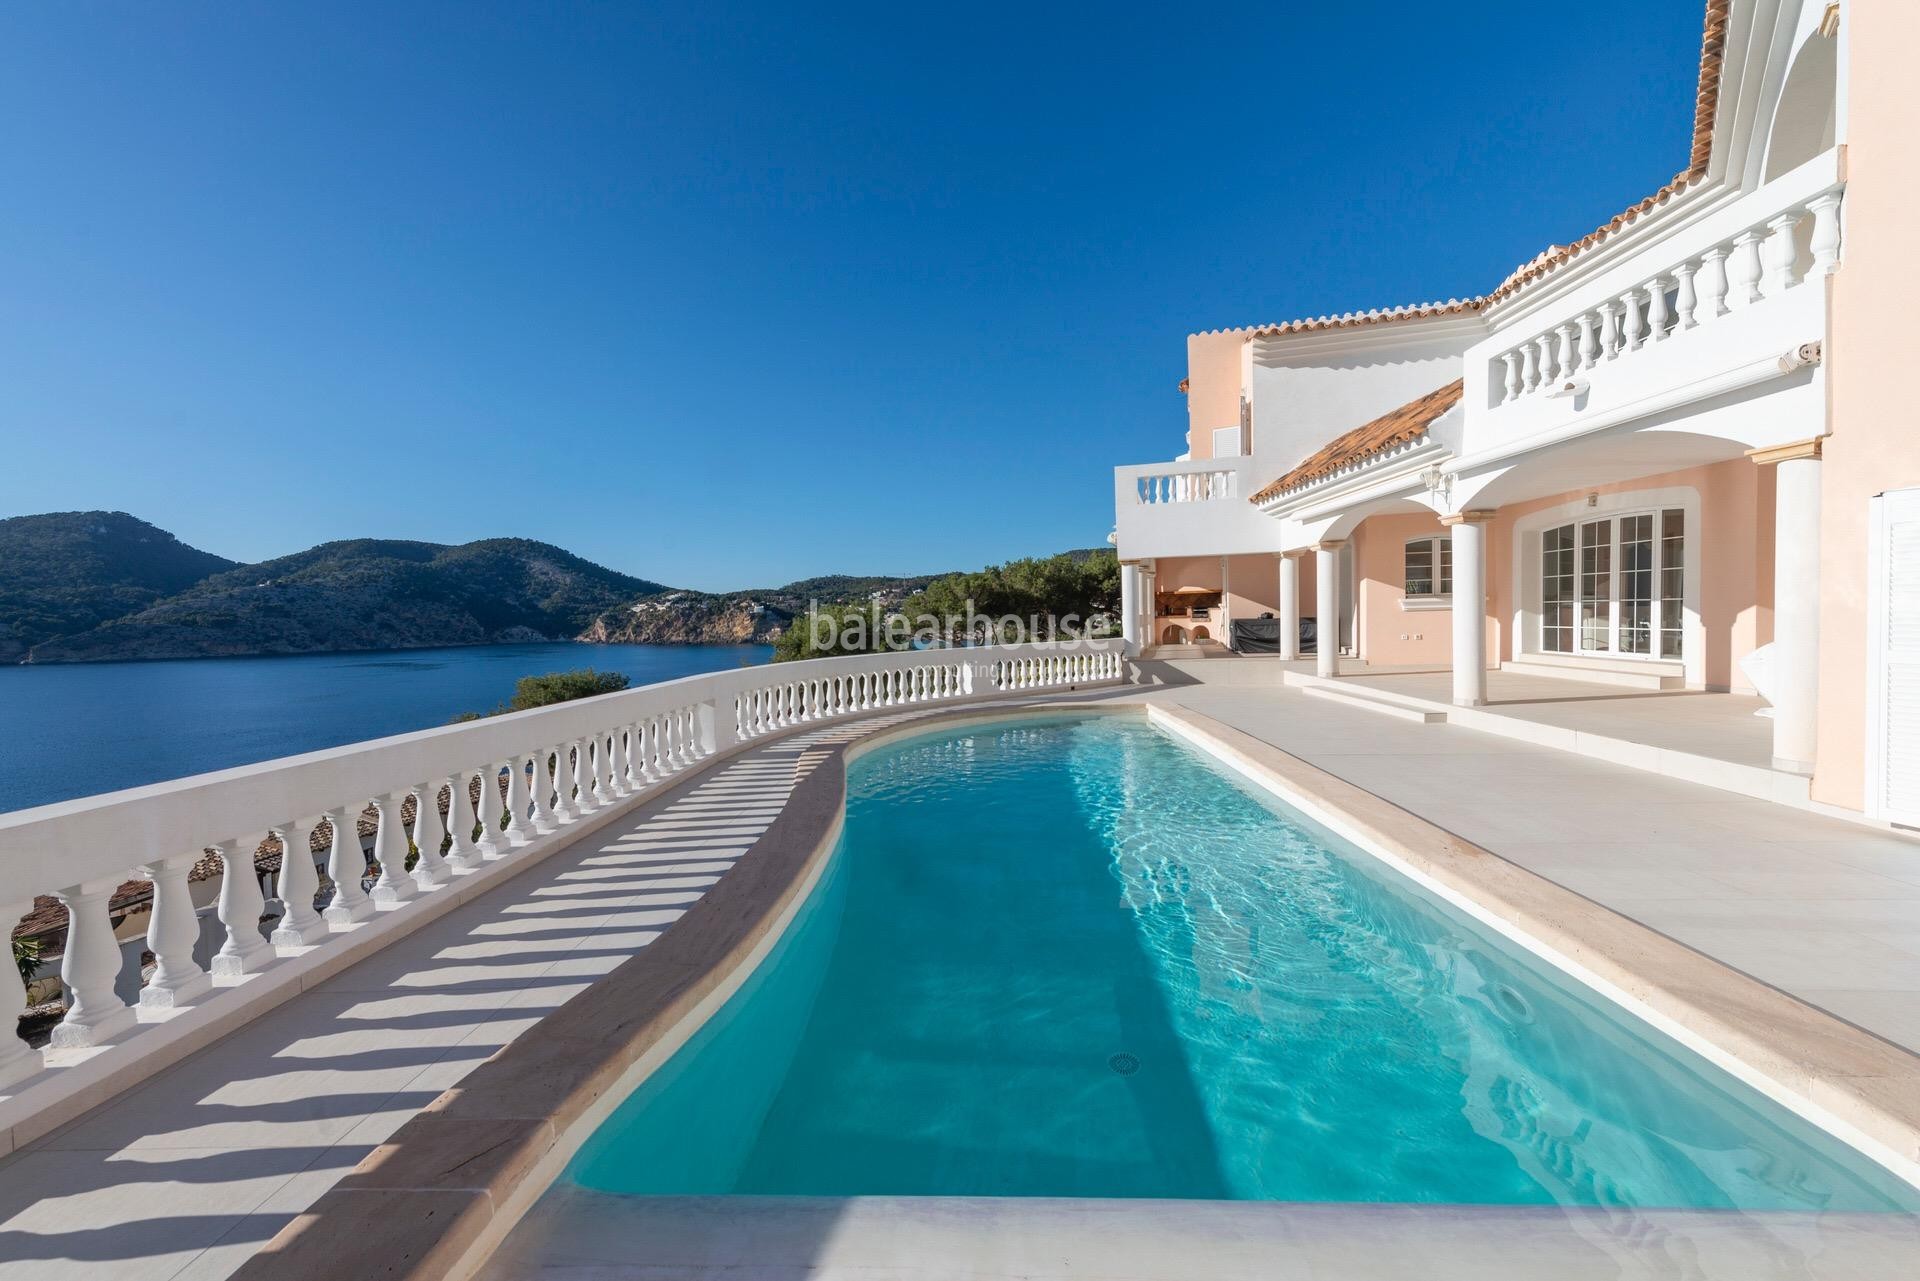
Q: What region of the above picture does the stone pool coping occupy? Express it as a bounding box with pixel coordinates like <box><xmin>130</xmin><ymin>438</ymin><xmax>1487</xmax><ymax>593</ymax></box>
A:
<box><xmin>232</xmin><ymin>699</ymin><xmax>1920</xmax><ymax>1281</ymax></box>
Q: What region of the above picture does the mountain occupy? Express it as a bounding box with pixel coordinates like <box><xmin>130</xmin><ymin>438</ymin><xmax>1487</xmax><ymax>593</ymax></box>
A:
<box><xmin>27</xmin><ymin>537</ymin><xmax>671</xmax><ymax>663</ymax></box>
<box><xmin>3</xmin><ymin>511</ymin><xmax>1086</xmax><ymax>662</ymax></box>
<box><xmin>582</xmin><ymin>572</ymin><xmax>948</xmax><ymax>647</ymax></box>
<box><xmin>0</xmin><ymin>512</ymin><xmax>238</xmax><ymax>662</ymax></box>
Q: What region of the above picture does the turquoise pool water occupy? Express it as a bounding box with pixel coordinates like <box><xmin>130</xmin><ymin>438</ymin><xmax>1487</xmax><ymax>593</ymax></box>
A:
<box><xmin>570</xmin><ymin>715</ymin><xmax>1919</xmax><ymax>1210</ymax></box>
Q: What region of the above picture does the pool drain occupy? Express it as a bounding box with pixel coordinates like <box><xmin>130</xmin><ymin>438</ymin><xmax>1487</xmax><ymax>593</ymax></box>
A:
<box><xmin>1108</xmin><ymin>1052</ymin><xmax>1140</xmax><ymax>1076</ymax></box>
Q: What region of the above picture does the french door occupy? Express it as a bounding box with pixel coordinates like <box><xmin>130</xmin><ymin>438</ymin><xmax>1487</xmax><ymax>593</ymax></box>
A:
<box><xmin>1541</xmin><ymin>509</ymin><xmax>1684</xmax><ymax>659</ymax></box>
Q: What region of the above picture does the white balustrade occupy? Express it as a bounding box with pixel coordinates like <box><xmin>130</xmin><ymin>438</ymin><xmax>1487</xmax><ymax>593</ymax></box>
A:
<box><xmin>410</xmin><ymin>783</ymin><xmax>450</xmax><ymax>889</ymax></box>
<box><xmin>514</xmin><ymin>752</ymin><xmax>541</xmax><ymax>842</ymax></box>
<box><xmin>0</xmin><ymin>640</ymin><xmax>1123</xmax><ymax>1087</ymax></box>
<box><xmin>324</xmin><ymin>807</ymin><xmax>374</xmax><ymax>925</ymax></box>
<box><xmin>271</xmin><ymin>818</ymin><xmax>328</xmax><ymax>947</ymax></box>
<box><xmin>479</xmin><ymin>764</ymin><xmax>509</xmax><ymax>857</ymax></box>
<box><xmin>0</xmin><ymin>899</ymin><xmax>35</xmax><ymax>1086</ymax></box>
<box><xmin>446</xmin><ymin>774</ymin><xmax>485</xmax><ymax>872</ymax></box>
<box><xmin>368</xmin><ymin>793</ymin><xmax>417</xmax><ymax>906</ymax></box>
<box><xmin>1133</xmin><ymin>467</ymin><xmax>1237</xmax><ymax>504</ymax></box>
<box><xmin>50</xmin><ymin>880</ymin><xmax>133</xmax><ymax>1047</ymax></box>
<box><xmin>1492</xmin><ymin>179</ymin><xmax>1844</xmax><ymax>405</ymax></box>
<box><xmin>137</xmin><ymin>854</ymin><xmax>211</xmax><ymax>1005</ymax></box>
<box><xmin>212</xmin><ymin>837</ymin><xmax>272</xmax><ymax>975</ymax></box>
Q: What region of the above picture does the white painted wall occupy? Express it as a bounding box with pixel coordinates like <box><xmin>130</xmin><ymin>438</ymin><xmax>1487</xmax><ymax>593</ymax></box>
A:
<box><xmin>1250</xmin><ymin>326</ymin><xmax>1478</xmax><ymax>481</ymax></box>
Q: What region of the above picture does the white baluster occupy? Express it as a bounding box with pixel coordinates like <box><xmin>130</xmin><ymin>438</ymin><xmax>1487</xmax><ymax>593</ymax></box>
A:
<box><xmin>269</xmin><ymin>818</ymin><xmax>328</xmax><ymax>947</ymax></box>
<box><xmin>1577</xmin><ymin>314</ymin><xmax>1599</xmax><ymax>371</ymax></box>
<box><xmin>498</xmin><ymin>753</ymin><xmax>525</xmax><ymax>845</ymax></box>
<box><xmin>446</xmin><ymin>773</ymin><xmax>485</xmax><ymax>872</ymax></box>
<box><xmin>1646</xmin><ymin>278</ymin><xmax>1671</xmax><ymax>342</ymax></box>
<box><xmin>0</xmin><ymin>899</ymin><xmax>37</xmax><ymax>1086</ymax></box>
<box><xmin>323</xmin><ymin>807</ymin><xmax>374</xmax><ymax>925</ymax></box>
<box><xmin>477</xmin><ymin>764</ymin><xmax>509</xmax><ymax>858</ymax></box>
<box><xmin>1673</xmin><ymin>262</ymin><xmax>1698</xmax><ymax>330</ymax></box>
<box><xmin>1808</xmin><ymin>191</ymin><xmax>1843</xmax><ymax>275</ymax></box>
<box><xmin>410</xmin><ymin>782</ymin><xmax>449</xmax><ymax>889</ymax></box>
<box><xmin>608</xmin><ymin>730</ymin><xmax>631</xmax><ymax>798</ymax></box>
<box><xmin>530</xmin><ymin>748</ymin><xmax>558</xmax><ymax>834</ymax></box>
<box><xmin>1763</xmin><ymin>213</ymin><xmax>1801</xmax><ymax>295</ymax></box>
<box><xmin>1535</xmin><ymin>334</ymin><xmax>1557</xmax><ymax>384</ymax></box>
<box><xmin>1728</xmin><ymin>230</ymin><xmax>1764</xmax><ymax>308</ymax></box>
<box><xmin>1620</xmin><ymin>290</ymin><xmax>1646</xmax><ymax>351</ymax></box>
<box><xmin>573</xmin><ymin>738</ymin><xmax>599</xmax><ymax>815</ymax></box>
<box><xmin>136</xmin><ymin>854</ymin><xmax>213</xmax><ymax>1005</ymax></box>
<box><xmin>1696</xmin><ymin>246</ymin><xmax>1731</xmax><ymax>319</ymax></box>
<box><xmin>1596</xmin><ymin>300</ymin><xmax>1620</xmax><ymax>360</ymax></box>
<box><xmin>212</xmin><ymin>837</ymin><xmax>273</xmax><ymax>975</ymax></box>
<box><xmin>368</xmin><ymin>793</ymin><xmax>417</xmax><ymax>906</ymax></box>
<box><xmin>1553</xmin><ymin>325</ymin><xmax>1576</xmax><ymax>383</ymax></box>
<box><xmin>1498</xmin><ymin>351</ymin><xmax>1519</xmax><ymax>403</ymax></box>
<box><xmin>551</xmin><ymin>744</ymin><xmax>580</xmax><ymax>822</ymax></box>
<box><xmin>49</xmin><ymin>880</ymin><xmax>134</xmax><ymax>1047</ymax></box>
<box><xmin>1519</xmin><ymin>341</ymin><xmax>1538</xmax><ymax>392</ymax></box>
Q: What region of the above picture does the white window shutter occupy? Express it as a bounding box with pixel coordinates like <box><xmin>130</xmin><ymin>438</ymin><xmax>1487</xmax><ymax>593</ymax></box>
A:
<box><xmin>1872</xmin><ymin>489</ymin><xmax>1920</xmax><ymax>825</ymax></box>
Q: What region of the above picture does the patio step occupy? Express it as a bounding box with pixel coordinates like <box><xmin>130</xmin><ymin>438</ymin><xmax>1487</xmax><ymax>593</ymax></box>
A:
<box><xmin>1301</xmin><ymin>682</ymin><xmax>1447</xmax><ymax>724</ymax></box>
<box><xmin>1500</xmin><ymin>656</ymin><xmax>1684</xmax><ymax>691</ymax></box>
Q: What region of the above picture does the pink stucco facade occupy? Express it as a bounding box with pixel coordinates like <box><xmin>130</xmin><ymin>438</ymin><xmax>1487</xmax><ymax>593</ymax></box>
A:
<box><xmin>1813</xmin><ymin>1</ymin><xmax>1920</xmax><ymax>812</ymax></box>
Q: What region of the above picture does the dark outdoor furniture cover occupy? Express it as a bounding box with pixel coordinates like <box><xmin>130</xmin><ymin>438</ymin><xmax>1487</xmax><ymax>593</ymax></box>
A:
<box><xmin>1230</xmin><ymin>617</ymin><xmax>1316</xmax><ymax>654</ymax></box>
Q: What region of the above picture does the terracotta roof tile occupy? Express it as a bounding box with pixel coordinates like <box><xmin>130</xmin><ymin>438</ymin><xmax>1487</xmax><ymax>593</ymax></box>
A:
<box><xmin>1249</xmin><ymin>379</ymin><xmax>1463</xmax><ymax>505</ymax></box>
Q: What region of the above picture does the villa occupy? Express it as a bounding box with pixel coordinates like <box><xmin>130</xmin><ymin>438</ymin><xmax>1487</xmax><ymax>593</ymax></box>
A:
<box><xmin>0</xmin><ymin>2</ymin><xmax>1916</xmax><ymax>1279</ymax></box>
<box><xmin>1114</xmin><ymin>0</ymin><xmax>1913</xmax><ymax>828</ymax></box>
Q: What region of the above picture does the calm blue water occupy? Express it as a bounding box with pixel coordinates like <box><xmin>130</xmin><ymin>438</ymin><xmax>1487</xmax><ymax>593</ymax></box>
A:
<box><xmin>0</xmin><ymin>642</ymin><xmax>770</xmax><ymax>813</ymax></box>
<box><xmin>571</xmin><ymin>715</ymin><xmax>1918</xmax><ymax>1211</ymax></box>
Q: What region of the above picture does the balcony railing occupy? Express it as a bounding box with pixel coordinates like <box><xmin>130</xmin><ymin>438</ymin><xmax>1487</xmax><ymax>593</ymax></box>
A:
<box><xmin>1491</xmin><ymin>162</ymin><xmax>1844</xmax><ymax>407</ymax></box>
<box><xmin>0</xmin><ymin>640</ymin><xmax>1123</xmax><ymax>1135</ymax></box>
<box><xmin>1133</xmin><ymin>466</ymin><xmax>1237</xmax><ymax>504</ymax></box>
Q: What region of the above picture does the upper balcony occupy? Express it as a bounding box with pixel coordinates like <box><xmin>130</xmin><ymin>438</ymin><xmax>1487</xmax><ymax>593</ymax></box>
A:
<box><xmin>1112</xmin><ymin>456</ymin><xmax>1278</xmax><ymax>560</ymax></box>
<box><xmin>1467</xmin><ymin>149</ymin><xmax>1844</xmax><ymax>461</ymax></box>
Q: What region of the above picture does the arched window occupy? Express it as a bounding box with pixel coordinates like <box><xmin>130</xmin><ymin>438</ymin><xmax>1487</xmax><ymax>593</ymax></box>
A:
<box><xmin>1404</xmin><ymin>535</ymin><xmax>1452</xmax><ymax>601</ymax></box>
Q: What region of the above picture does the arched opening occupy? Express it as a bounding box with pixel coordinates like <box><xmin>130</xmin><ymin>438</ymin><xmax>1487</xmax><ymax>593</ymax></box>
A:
<box><xmin>1765</xmin><ymin>36</ymin><xmax>1837</xmax><ymax>181</ymax></box>
<box><xmin>1160</xmin><ymin>624</ymin><xmax>1186</xmax><ymax>644</ymax></box>
<box><xmin>1190</xmin><ymin>625</ymin><xmax>1212</xmax><ymax>642</ymax></box>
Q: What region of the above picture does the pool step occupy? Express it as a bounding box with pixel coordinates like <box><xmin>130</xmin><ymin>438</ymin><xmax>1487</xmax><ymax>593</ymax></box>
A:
<box><xmin>1300</xmin><ymin>682</ymin><xmax>1447</xmax><ymax>724</ymax></box>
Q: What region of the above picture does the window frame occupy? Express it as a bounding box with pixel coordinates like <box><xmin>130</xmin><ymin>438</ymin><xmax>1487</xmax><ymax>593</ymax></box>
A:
<box><xmin>1402</xmin><ymin>534</ymin><xmax>1453</xmax><ymax>610</ymax></box>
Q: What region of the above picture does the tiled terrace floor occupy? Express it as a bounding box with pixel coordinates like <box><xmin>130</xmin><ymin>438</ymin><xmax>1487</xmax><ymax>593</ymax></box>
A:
<box><xmin>1342</xmin><ymin>668</ymin><xmax>1777</xmax><ymax>768</ymax></box>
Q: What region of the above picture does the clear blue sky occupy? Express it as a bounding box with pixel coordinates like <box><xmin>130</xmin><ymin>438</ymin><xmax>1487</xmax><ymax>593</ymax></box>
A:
<box><xmin>0</xmin><ymin>1</ymin><xmax>1705</xmax><ymax>590</ymax></box>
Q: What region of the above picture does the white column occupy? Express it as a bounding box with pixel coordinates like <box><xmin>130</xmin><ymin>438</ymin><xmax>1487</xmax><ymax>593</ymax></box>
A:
<box><xmin>1219</xmin><ymin>556</ymin><xmax>1232</xmax><ymax>645</ymax></box>
<box><xmin>323</xmin><ymin>806</ymin><xmax>374</xmax><ymax>925</ymax></box>
<box><xmin>1754</xmin><ymin>440</ymin><xmax>1823</xmax><ymax>773</ymax></box>
<box><xmin>269</xmin><ymin>818</ymin><xmax>328</xmax><ymax>947</ymax></box>
<box><xmin>1314</xmin><ymin>542</ymin><xmax>1343</xmax><ymax>678</ymax></box>
<box><xmin>212</xmin><ymin>837</ymin><xmax>273</xmax><ymax>975</ymax></box>
<box><xmin>137</xmin><ymin>854</ymin><xmax>213</xmax><ymax>1005</ymax></box>
<box><xmin>50</xmin><ymin>880</ymin><xmax>134</xmax><ymax>1047</ymax></box>
<box><xmin>1443</xmin><ymin>512</ymin><xmax>1492</xmax><ymax>707</ymax></box>
<box><xmin>1120</xmin><ymin>564</ymin><xmax>1140</xmax><ymax>650</ymax></box>
<box><xmin>1277</xmin><ymin>552</ymin><xmax>1301</xmax><ymax>661</ymax></box>
<box><xmin>0</xmin><ymin>899</ymin><xmax>38</xmax><ymax>1086</ymax></box>
<box><xmin>368</xmin><ymin>792</ymin><xmax>417</xmax><ymax>906</ymax></box>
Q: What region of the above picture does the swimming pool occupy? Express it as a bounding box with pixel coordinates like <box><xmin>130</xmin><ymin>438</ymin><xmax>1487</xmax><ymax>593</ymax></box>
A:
<box><xmin>566</xmin><ymin>714</ymin><xmax>1918</xmax><ymax>1211</ymax></box>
